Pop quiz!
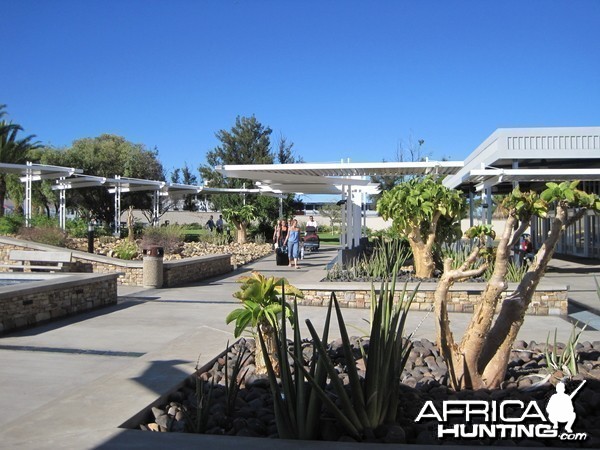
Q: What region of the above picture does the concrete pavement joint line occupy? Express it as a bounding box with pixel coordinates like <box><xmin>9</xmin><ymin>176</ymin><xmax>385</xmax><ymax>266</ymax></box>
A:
<box><xmin>0</xmin><ymin>345</ymin><xmax>145</xmax><ymax>358</ymax></box>
<box><xmin>200</xmin><ymin>325</ymin><xmax>235</xmax><ymax>336</ymax></box>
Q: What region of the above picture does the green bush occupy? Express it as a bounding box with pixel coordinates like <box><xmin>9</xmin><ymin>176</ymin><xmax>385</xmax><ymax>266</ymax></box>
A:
<box><xmin>113</xmin><ymin>240</ymin><xmax>139</xmax><ymax>260</ymax></box>
<box><xmin>141</xmin><ymin>224</ymin><xmax>184</xmax><ymax>253</ymax></box>
<box><xmin>30</xmin><ymin>215</ymin><xmax>59</xmax><ymax>228</ymax></box>
<box><xmin>65</xmin><ymin>218</ymin><xmax>89</xmax><ymax>238</ymax></box>
<box><xmin>0</xmin><ymin>214</ymin><xmax>25</xmax><ymax>235</ymax></box>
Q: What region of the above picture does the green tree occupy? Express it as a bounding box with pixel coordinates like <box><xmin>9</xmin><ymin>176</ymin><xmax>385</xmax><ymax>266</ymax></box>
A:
<box><xmin>222</xmin><ymin>204</ymin><xmax>256</xmax><ymax>244</ymax></box>
<box><xmin>171</xmin><ymin>162</ymin><xmax>198</xmax><ymax>211</ymax></box>
<box><xmin>0</xmin><ymin>105</ymin><xmax>41</xmax><ymax>217</ymax></box>
<box><xmin>377</xmin><ymin>176</ymin><xmax>465</xmax><ymax>278</ymax></box>
<box><xmin>434</xmin><ymin>182</ymin><xmax>600</xmax><ymax>389</ymax></box>
<box><xmin>48</xmin><ymin>134</ymin><xmax>164</xmax><ymax>223</ymax></box>
<box><xmin>226</xmin><ymin>271</ymin><xmax>303</xmax><ymax>374</ymax></box>
<box><xmin>199</xmin><ymin>116</ymin><xmax>301</xmax><ymax>232</ymax></box>
<box><xmin>319</xmin><ymin>203</ymin><xmax>342</xmax><ymax>232</ymax></box>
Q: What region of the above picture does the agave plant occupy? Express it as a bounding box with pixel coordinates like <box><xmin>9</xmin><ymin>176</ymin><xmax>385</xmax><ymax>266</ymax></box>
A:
<box><xmin>226</xmin><ymin>271</ymin><xmax>303</xmax><ymax>374</ymax></box>
<box><xmin>258</xmin><ymin>286</ymin><xmax>332</xmax><ymax>440</ymax></box>
<box><xmin>544</xmin><ymin>323</ymin><xmax>586</xmax><ymax>380</ymax></box>
<box><xmin>297</xmin><ymin>279</ymin><xmax>417</xmax><ymax>440</ymax></box>
<box><xmin>259</xmin><ymin>272</ymin><xmax>417</xmax><ymax>440</ymax></box>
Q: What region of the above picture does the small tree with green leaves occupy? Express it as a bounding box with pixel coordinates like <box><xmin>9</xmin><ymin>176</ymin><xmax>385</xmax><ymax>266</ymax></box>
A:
<box><xmin>435</xmin><ymin>182</ymin><xmax>600</xmax><ymax>389</ymax></box>
<box><xmin>377</xmin><ymin>176</ymin><xmax>465</xmax><ymax>278</ymax></box>
<box><xmin>225</xmin><ymin>271</ymin><xmax>303</xmax><ymax>374</ymax></box>
<box><xmin>221</xmin><ymin>204</ymin><xmax>256</xmax><ymax>244</ymax></box>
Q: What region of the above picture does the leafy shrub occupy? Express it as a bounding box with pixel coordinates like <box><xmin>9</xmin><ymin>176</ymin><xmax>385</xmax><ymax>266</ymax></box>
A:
<box><xmin>65</xmin><ymin>218</ymin><xmax>89</xmax><ymax>238</ymax></box>
<box><xmin>112</xmin><ymin>240</ymin><xmax>139</xmax><ymax>260</ymax></box>
<box><xmin>30</xmin><ymin>215</ymin><xmax>59</xmax><ymax>228</ymax></box>
<box><xmin>19</xmin><ymin>225</ymin><xmax>67</xmax><ymax>247</ymax></box>
<box><xmin>316</xmin><ymin>224</ymin><xmax>331</xmax><ymax>233</ymax></box>
<box><xmin>0</xmin><ymin>214</ymin><xmax>25</xmax><ymax>235</ymax></box>
<box><xmin>141</xmin><ymin>224</ymin><xmax>184</xmax><ymax>253</ymax></box>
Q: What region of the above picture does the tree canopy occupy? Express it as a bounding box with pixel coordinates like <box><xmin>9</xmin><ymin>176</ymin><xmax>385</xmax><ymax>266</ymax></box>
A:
<box><xmin>45</xmin><ymin>134</ymin><xmax>164</xmax><ymax>223</ymax></box>
<box><xmin>377</xmin><ymin>175</ymin><xmax>465</xmax><ymax>278</ymax></box>
<box><xmin>199</xmin><ymin>116</ymin><xmax>302</xmax><ymax>232</ymax></box>
<box><xmin>0</xmin><ymin>105</ymin><xmax>41</xmax><ymax>217</ymax></box>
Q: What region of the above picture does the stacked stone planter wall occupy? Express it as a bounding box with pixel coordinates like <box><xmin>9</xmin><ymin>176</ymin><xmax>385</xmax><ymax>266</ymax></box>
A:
<box><xmin>298</xmin><ymin>282</ymin><xmax>568</xmax><ymax>316</ymax></box>
<box><xmin>0</xmin><ymin>273</ymin><xmax>118</xmax><ymax>334</ymax></box>
<box><xmin>0</xmin><ymin>237</ymin><xmax>232</xmax><ymax>287</ymax></box>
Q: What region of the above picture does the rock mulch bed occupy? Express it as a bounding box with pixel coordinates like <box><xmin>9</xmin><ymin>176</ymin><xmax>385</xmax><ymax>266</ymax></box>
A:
<box><xmin>67</xmin><ymin>238</ymin><xmax>272</xmax><ymax>267</ymax></box>
<box><xmin>138</xmin><ymin>338</ymin><xmax>600</xmax><ymax>446</ymax></box>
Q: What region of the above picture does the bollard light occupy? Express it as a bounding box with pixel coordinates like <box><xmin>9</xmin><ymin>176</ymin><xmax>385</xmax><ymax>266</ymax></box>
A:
<box><xmin>87</xmin><ymin>221</ymin><xmax>95</xmax><ymax>254</ymax></box>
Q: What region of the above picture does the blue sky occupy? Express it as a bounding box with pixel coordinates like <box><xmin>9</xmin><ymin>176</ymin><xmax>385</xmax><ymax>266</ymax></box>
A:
<box><xmin>3</xmin><ymin>1</ymin><xmax>599</xmax><ymax>184</ymax></box>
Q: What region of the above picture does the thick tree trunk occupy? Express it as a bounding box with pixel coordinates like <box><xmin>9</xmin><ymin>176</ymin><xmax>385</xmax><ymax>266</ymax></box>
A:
<box><xmin>436</xmin><ymin>202</ymin><xmax>588</xmax><ymax>390</ymax></box>
<box><xmin>255</xmin><ymin>323</ymin><xmax>278</xmax><ymax>375</ymax></box>
<box><xmin>479</xmin><ymin>205</ymin><xmax>577</xmax><ymax>387</ymax></box>
<box><xmin>410</xmin><ymin>241</ymin><xmax>435</xmax><ymax>278</ymax></box>
<box><xmin>234</xmin><ymin>221</ymin><xmax>248</xmax><ymax>244</ymax></box>
<box><xmin>408</xmin><ymin>215</ymin><xmax>439</xmax><ymax>278</ymax></box>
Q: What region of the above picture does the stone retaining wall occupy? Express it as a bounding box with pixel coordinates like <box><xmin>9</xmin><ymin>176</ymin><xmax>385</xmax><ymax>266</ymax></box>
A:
<box><xmin>0</xmin><ymin>273</ymin><xmax>118</xmax><ymax>334</ymax></box>
<box><xmin>298</xmin><ymin>283</ymin><xmax>568</xmax><ymax>316</ymax></box>
<box><xmin>0</xmin><ymin>237</ymin><xmax>232</xmax><ymax>287</ymax></box>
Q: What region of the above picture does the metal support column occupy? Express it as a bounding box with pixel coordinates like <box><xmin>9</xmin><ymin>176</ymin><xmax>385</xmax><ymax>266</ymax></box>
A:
<box><xmin>114</xmin><ymin>175</ymin><xmax>121</xmax><ymax>236</ymax></box>
<box><xmin>345</xmin><ymin>184</ymin><xmax>353</xmax><ymax>248</ymax></box>
<box><xmin>25</xmin><ymin>161</ymin><xmax>33</xmax><ymax>227</ymax></box>
<box><xmin>279</xmin><ymin>195</ymin><xmax>283</xmax><ymax>218</ymax></box>
<box><xmin>153</xmin><ymin>190</ymin><xmax>160</xmax><ymax>226</ymax></box>
<box><xmin>340</xmin><ymin>188</ymin><xmax>347</xmax><ymax>248</ymax></box>
<box><xmin>352</xmin><ymin>188</ymin><xmax>361</xmax><ymax>247</ymax></box>
<box><xmin>486</xmin><ymin>187</ymin><xmax>493</xmax><ymax>224</ymax></box>
<box><xmin>59</xmin><ymin>177</ymin><xmax>67</xmax><ymax>230</ymax></box>
<box><xmin>469</xmin><ymin>189</ymin><xmax>474</xmax><ymax>228</ymax></box>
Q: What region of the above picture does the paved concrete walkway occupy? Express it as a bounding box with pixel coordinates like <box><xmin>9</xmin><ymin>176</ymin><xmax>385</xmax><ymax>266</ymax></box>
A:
<box><xmin>1</xmin><ymin>247</ymin><xmax>599</xmax><ymax>449</ymax></box>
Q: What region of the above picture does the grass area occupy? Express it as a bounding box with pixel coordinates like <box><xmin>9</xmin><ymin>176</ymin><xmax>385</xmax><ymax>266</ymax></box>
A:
<box><xmin>318</xmin><ymin>233</ymin><xmax>340</xmax><ymax>245</ymax></box>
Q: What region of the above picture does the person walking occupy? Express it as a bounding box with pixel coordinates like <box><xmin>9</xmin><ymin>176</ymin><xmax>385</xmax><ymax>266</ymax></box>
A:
<box><xmin>216</xmin><ymin>215</ymin><xmax>224</xmax><ymax>234</ymax></box>
<box><xmin>272</xmin><ymin>220</ymin><xmax>281</xmax><ymax>248</ymax></box>
<box><xmin>278</xmin><ymin>219</ymin><xmax>288</xmax><ymax>248</ymax></box>
<box><xmin>283</xmin><ymin>219</ymin><xmax>301</xmax><ymax>269</ymax></box>
<box><xmin>205</xmin><ymin>215</ymin><xmax>215</xmax><ymax>232</ymax></box>
<box><xmin>306</xmin><ymin>215</ymin><xmax>318</xmax><ymax>231</ymax></box>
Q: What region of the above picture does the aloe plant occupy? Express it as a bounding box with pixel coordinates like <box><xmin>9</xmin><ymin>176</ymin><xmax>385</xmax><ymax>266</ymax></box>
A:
<box><xmin>226</xmin><ymin>271</ymin><xmax>303</xmax><ymax>374</ymax></box>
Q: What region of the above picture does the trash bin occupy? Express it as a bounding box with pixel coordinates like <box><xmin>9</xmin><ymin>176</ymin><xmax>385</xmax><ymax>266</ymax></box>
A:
<box><xmin>142</xmin><ymin>245</ymin><xmax>164</xmax><ymax>288</ymax></box>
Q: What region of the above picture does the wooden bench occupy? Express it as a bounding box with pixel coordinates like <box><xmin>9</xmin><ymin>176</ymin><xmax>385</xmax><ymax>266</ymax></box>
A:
<box><xmin>0</xmin><ymin>250</ymin><xmax>73</xmax><ymax>272</ymax></box>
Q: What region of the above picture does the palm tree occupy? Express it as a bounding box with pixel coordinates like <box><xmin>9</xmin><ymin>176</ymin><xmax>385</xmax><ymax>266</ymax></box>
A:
<box><xmin>0</xmin><ymin>105</ymin><xmax>41</xmax><ymax>217</ymax></box>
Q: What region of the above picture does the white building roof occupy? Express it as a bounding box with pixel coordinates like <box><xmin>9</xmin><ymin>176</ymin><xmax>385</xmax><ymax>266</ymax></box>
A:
<box><xmin>444</xmin><ymin>127</ymin><xmax>600</xmax><ymax>190</ymax></box>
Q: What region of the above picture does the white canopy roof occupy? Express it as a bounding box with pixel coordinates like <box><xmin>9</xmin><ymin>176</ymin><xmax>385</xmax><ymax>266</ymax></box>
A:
<box><xmin>216</xmin><ymin>161</ymin><xmax>462</xmax><ymax>195</ymax></box>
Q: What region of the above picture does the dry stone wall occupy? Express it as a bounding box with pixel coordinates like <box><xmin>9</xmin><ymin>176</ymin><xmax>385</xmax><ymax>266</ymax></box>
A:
<box><xmin>0</xmin><ymin>237</ymin><xmax>232</xmax><ymax>287</ymax></box>
<box><xmin>0</xmin><ymin>273</ymin><xmax>118</xmax><ymax>334</ymax></box>
<box><xmin>298</xmin><ymin>284</ymin><xmax>568</xmax><ymax>316</ymax></box>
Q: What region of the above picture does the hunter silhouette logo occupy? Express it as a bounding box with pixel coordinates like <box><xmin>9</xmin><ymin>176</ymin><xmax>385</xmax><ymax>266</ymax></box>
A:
<box><xmin>415</xmin><ymin>380</ymin><xmax>587</xmax><ymax>441</ymax></box>
<box><xmin>546</xmin><ymin>380</ymin><xmax>585</xmax><ymax>434</ymax></box>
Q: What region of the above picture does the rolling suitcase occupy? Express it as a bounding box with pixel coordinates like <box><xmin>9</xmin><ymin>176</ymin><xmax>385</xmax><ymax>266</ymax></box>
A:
<box><xmin>276</xmin><ymin>246</ymin><xmax>289</xmax><ymax>266</ymax></box>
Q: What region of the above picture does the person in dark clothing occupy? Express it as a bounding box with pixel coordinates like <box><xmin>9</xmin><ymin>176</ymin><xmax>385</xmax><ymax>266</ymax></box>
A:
<box><xmin>205</xmin><ymin>215</ymin><xmax>215</xmax><ymax>231</ymax></box>
<box><xmin>278</xmin><ymin>219</ymin><xmax>288</xmax><ymax>248</ymax></box>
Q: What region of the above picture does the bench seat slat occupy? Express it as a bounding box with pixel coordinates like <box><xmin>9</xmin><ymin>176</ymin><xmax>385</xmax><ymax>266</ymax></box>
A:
<box><xmin>8</xmin><ymin>250</ymin><xmax>72</xmax><ymax>263</ymax></box>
